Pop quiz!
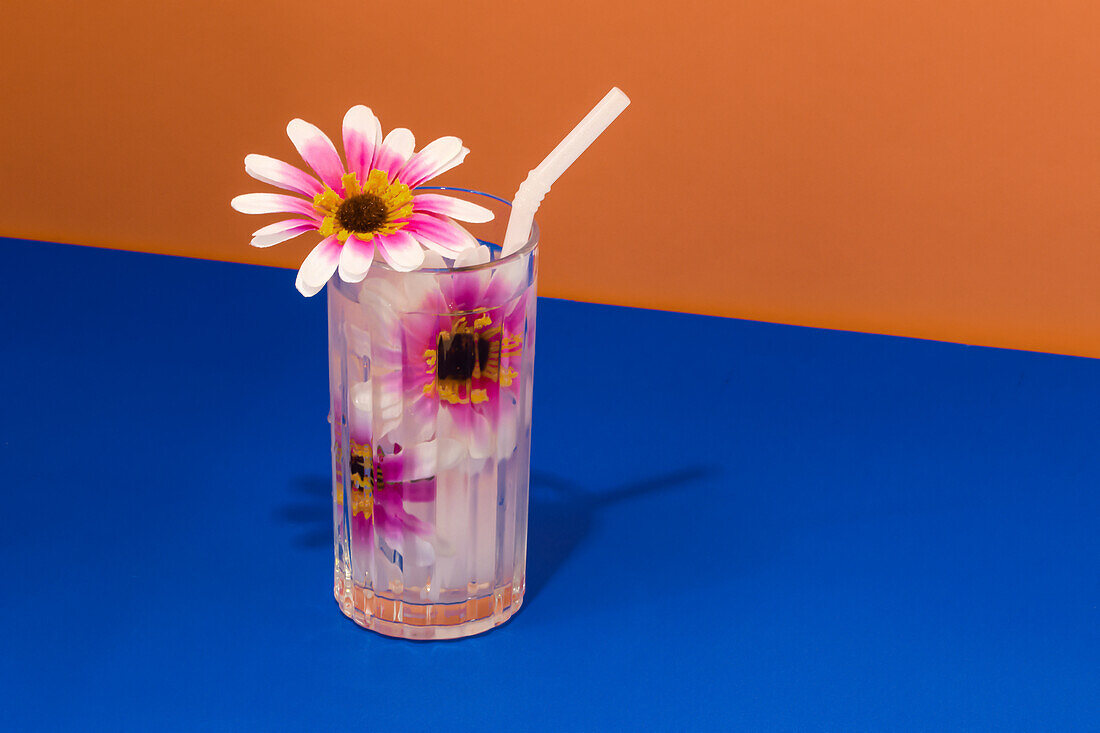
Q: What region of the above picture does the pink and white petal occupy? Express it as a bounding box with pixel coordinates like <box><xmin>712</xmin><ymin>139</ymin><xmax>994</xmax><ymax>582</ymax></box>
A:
<box><xmin>376</xmin><ymin>229</ymin><xmax>425</xmax><ymax>272</ymax></box>
<box><xmin>370</xmin><ymin>336</ymin><xmax>403</xmax><ymax>371</ymax></box>
<box><xmin>398</xmin><ymin>136</ymin><xmax>463</xmax><ymax>188</ymax></box>
<box><xmin>441</xmin><ymin>405</ymin><xmax>492</xmax><ymax>458</ymax></box>
<box><xmin>405</xmin><ymin>213</ymin><xmax>478</xmax><ymax>257</ymax></box>
<box><xmin>250</xmin><ymin>221</ymin><xmax>317</xmax><ymax>248</ymax></box>
<box><xmin>357</xmin><ymin>278</ymin><xmax>410</xmax><ymax>326</ymax></box>
<box><xmin>400</xmin><ymin>477</ymin><xmax>437</xmax><ymax>503</ymax></box>
<box><xmin>337</xmin><ymin>234</ymin><xmax>375</xmax><ymax>283</ymax></box>
<box><xmin>442</xmin><ymin>269</ymin><xmax>490</xmax><ymax>311</ymax></box>
<box><xmin>408</xmin><ymin>232</ymin><xmax>461</xmax><ymax>259</ymax></box>
<box><xmin>442</xmin><ymin>245</ymin><xmax>491</xmax><ymax>306</ymax></box>
<box><xmin>252</xmin><ymin>218</ymin><xmax>318</xmax><ymax>238</ymax></box>
<box><xmin>372</xmin><ymin>503</ymin><xmax>405</xmax><ymax>541</ymax></box>
<box><xmin>464</xmin><ymin>410</ymin><xmax>494</xmax><ymax>460</ymax></box>
<box><xmin>370</xmin><ymin>363</ymin><xmax>405</xmax><ymax>393</ymax></box>
<box><xmin>375</xmin><ymin>489</ymin><xmax>432</xmax><ymax>537</ymax></box>
<box><xmin>401</xmin><ymin>512</ymin><xmax>434</xmax><ymax>540</ymax></box>
<box><xmin>403</xmin><ymin>278</ymin><xmax>449</xmax><ymax>321</ymax></box>
<box><xmin>413</xmin><ymin>193</ymin><xmax>494</xmax><ymax>223</ymax></box>
<box><xmin>342</xmin><ymin>105</ymin><xmax>382</xmax><ymax>181</ymax></box>
<box><xmin>453</xmin><ymin>244</ymin><xmax>491</xmax><ymax>268</ymax></box>
<box><xmin>501</xmin><ymin>292</ymin><xmax>530</xmax><ymax>335</ymax></box>
<box><xmin>294</xmin><ymin>235</ymin><xmax>341</xmax><ymax>297</ymax></box>
<box><xmin>385</xmin><ymin>440</ymin><xmax>438</xmax><ymax>482</ymax></box>
<box><xmin>415</xmin><ymin>146</ymin><xmax>469</xmax><ymax>188</ymax></box>
<box><xmin>244</xmin><ymin>154</ymin><xmax>324</xmax><ymax>197</ymax></box>
<box><xmin>420</xmin><ymin>250</ymin><xmax>448</xmax><ymax>269</ymax></box>
<box><xmin>397</xmin><ymin>309</ymin><xmax>441</xmax><ymax>348</ymax></box>
<box><xmin>231</xmin><ymin>193</ymin><xmax>317</xmax><ymax>218</ymax></box>
<box><xmin>394</xmin><ymin>393</ymin><xmax>439</xmax><ymax>446</ymax></box>
<box><xmin>286</xmin><ymin>118</ymin><xmax>347</xmax><ymax>193</ymax></box>
<box><xmin>372</xmin><ymin>128</ymin><xmax>415</xmax><ymax>179</ymax></box>
<box><xmin>407</xmin><ymin>390</ymin><xmax>440</xmax><ymax>426</ymax></box>
<box><xmin>482</xmin><ymin>257</ymin><xmax>529</xmax><ymax>305</ymax></box>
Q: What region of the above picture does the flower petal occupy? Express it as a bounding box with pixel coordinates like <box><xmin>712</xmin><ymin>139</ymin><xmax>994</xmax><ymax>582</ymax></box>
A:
<box><xmin>442</xmin><ymin>271</ymin><xmax>488</xmax><ymax>310</ymax></box>
<box><xmin>244</xmin><ymin>154</ymin><xmax>323</xmax><ymax>197</ymax></box>
<box><xmin>250</xmin><ymin>218</ymin><xmax>318</xmax><ymax>248</ymax></box>
<box><xmin>400</xmin><ymin>478</ymin><xmax>437</xmax><ymax>503</ymax></box>
<box><xmin>405</xmin><ymin>213</ymin><xmax>478</xmax><ymax>256</ymax></box>
<box><xmin>294</xmin><ymin>235</ymin><xmax>341</xmax><ymax>297</ymax></box>
<box><xmin>482</xmin><ymin>257</ymin><xmax>529</xmax><ymax>305</ymax></box>
<box><xmin>421</xmin><ymin>250</ymin><xmax>448</xmax><ymax>269</ymax></box>
<box><xmin>419</xmin><ymin>146</ymin><xmax>469</xmax><ymax>187</ymax></box>
<box><xmin>403</xmin><ymin>276</ymin><xmax>448</xmax><ymax>317</ymax></box>
<box><xmin>502</xmin><ymin>291</ymin><xmax>530</xmax><ymax>334</ymax></box>
<box><xmin>413</xmin><ymin>193</ymin><xmax>494</xmax><ymax>223</ymax></box>
<box><xmin>337</xmin><ymin>234</ymin><xmax>375</xmax><ymax>283</ymax></box>
<box><xmin>405</xmin><ymin>392</ymin><xmax>440</xmax><ymax>442</ymax></box>
<box><xmin>453</xmin><ymin>244</ymin><xmax>491</xmax><ymax>268</ymax></box>
<box><xmin>231</xmin><ymin>193</ymin><xmax>317</xmax><ymax>218</ymax></box>
<box><xmin>373</xmin><ymin>128</ymin><xmax>415</xmax><ymax>179</ymax></box>
<box><xmin>286</xmin><ymin>118</ymin><xmax>347</xmax><ymax>194</ymax></box>
<box><xmin>385</xmin><ymin>440</ymin><xmax>438</xmax><ymax>482</ymax></box>
<box><xmin>448</xmin><ymin>407</ymin><xmax>493</xmax><ymax>459</ymax></box>
<box><xmin>444</xmin><ymin>245</ymin><xmax>492</xmax><ymax>306</ymax></box>
<box><xmin>395</xmin><ymin>505</ymin><xmax>433</xmax><ymax>538</ymax></box>
<box><xmin>342</xmin><ymin>105</ymin><xmax>382</xmax><ymax>181</ymax></box>
<box><xmin>375</xmin><ymin>229</ymin><xmax>425</xmax><ymax>271</ymax></box>
<box><xmin>372</xmin><ymin>502</ymin><xmax>405</xmax><ymax>539</ymax></box>
<box><xmin>399</xmin><ymin>136</ymin><xmax>463</xmax><ymax>188</ymax></box>
<box><xmin>252</xmin><ymin>218</ymin><xmax>317</xmax><ymax>237</ymax></box>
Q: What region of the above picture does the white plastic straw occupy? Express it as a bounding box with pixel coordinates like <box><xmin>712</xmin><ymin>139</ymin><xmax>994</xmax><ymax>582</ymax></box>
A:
<box><xmin>501</xmin><ymin>87</ymin><xmax>630</xmax><ymax>256</ymax></box>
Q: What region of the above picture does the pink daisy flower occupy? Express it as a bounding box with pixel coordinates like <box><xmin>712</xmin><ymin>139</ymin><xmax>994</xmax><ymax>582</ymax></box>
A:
<box><xmin>398</xmin><ymin>246</ymin><xmax>533</xmax><ymax>459</ymax></box>
<box><xmin>231</xmin><ymin>106</ymin><xmax>494</xmax><ymax>296</ymax></box>
<box><xmin>346</xmin><ymin>384</ymin><xmax>447</xmax><ymax>571</ymax></box>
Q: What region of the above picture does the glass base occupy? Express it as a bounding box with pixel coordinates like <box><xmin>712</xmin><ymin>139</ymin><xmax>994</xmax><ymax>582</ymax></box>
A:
<box><xmin>334</xmin><ymin>575</ymin><xmax>525</xmax><ymax>640</ymax></box>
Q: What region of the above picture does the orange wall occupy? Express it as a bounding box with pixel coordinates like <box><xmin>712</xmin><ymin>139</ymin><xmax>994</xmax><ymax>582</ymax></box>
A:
<box><xmin>3</xmin><ymin>1</ymin><xmax>1099</xmax><ymax>357</ymax></box>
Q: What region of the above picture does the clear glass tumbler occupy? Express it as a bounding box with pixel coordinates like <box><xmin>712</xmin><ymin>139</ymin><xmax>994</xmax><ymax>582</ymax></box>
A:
<box><xmin>327</xmin><ymin>189</ymin><xmax>538</xmax><ymax>639</ymax></box>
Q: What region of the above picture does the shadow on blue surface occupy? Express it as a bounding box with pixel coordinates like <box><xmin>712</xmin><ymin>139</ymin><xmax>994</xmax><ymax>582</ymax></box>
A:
<box><xmin>526</xmin><ymin>466</ymin><xmax>715</xmax><ymax>604</ymax></box>
<box><xmin>276</xmin><ymin>476</ymin><xmax>332</xmax><ymax>549</ymax></box>
<box><xmin>274</xmin><ymin>467</ymin><xmax>717</xmax><ymax>600</ymax></box>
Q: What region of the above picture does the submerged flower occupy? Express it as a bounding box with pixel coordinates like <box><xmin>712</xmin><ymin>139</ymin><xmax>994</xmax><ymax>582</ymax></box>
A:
<box><xmin>346</xmin><ymin>384</ymin><xmax>459</xmax><ymax>569</ymax></box>
<box><xmin>231</xmin><ymin>106</ymin><xmax>494</xmax><ymax>296</ymax></box>
<box><xmin>398</xmin><ymin>246</ymin><xmax>532</xmax><ymax>458</ymax></box>
<box><xmin>349</xmin><ymin>437</ymin><xmax>439</xmax><ymax>567</ymax></box>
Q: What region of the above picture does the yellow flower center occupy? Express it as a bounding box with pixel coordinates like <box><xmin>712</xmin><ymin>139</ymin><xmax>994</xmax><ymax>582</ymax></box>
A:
<box><xmin>314</xmin><ymin>170</ymin><xmax>414</xmax><ymax>243</ymax></box>
<box><xmin>349</xmin><ymin>439</ymin><xmax>375</xmax><ymax>519</ymax></box>
<box><xmin>421</xmin><ymin>313</ymin><xmax>523</xmax><ymax>405</ymax></box>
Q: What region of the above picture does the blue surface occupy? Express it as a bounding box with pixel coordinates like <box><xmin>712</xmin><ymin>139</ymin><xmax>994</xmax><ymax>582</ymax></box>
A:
<box><xmin>1</xmin><ymin>238</ymin><xmax>1097</xmax><ymax>731</ymax></box>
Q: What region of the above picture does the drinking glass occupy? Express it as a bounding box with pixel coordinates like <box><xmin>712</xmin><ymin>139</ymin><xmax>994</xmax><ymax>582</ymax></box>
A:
<box><xmin>327</xmin><ymin>189</ymin><xmax>538</xmax><ymax>639</ymax></box>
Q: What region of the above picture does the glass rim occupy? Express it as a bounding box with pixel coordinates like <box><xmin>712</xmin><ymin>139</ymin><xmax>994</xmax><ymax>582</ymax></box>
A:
<box><xmin>371</xmin><ymin>187</ymin><xmax>539</xmax><ymax>274</ymax></box>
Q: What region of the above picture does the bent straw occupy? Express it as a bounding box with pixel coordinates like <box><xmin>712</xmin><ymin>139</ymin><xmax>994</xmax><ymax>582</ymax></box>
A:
<box><xmin>501</xmin><ymin>87</ymin><xmax>630</xmax><ymax>256</ymax></box>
